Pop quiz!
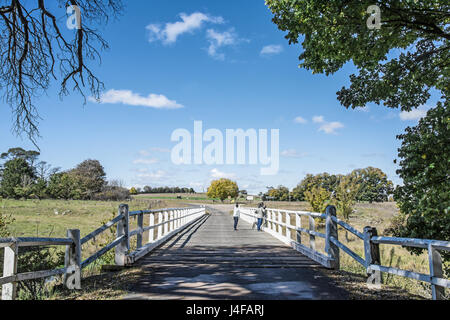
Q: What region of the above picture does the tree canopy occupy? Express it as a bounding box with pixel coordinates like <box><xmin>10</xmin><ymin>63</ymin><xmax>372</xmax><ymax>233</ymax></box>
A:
<box><xmin>265</xmin><ymin>0</ymin><xmax>449</xmax><ymax>111</ymax></box>
<box><xmin>392</xmin><ymin>102</ymin><xmax>450</xmax><ymax>271</ymax></box>
<box><xmin>207</xmin><ymin>179</ymin><xmax>239</xmax><ymax>201</ymax></box>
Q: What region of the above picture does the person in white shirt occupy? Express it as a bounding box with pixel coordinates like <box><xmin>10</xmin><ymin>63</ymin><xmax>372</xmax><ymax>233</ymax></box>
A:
<box><xmin>233</xmin><ymin>204</ymin><xmax>240</xmax><ymax>231</ymax></box>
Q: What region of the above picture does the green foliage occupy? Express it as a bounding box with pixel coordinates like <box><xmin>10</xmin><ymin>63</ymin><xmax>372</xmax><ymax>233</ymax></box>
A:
<box><xmin>265</xmin><ymin>0</ymin><xmax>449</xmax><ymax>111</ymax></box>
<box><xmin>0</xmin><ymin>158</ymin><xmax>36</xmax><ymax>198</ymax></box>
<box><xmin>393</xmin><ymin>102</ymin><xmax>450</xmax><ymax>274</ymax></box>
<box><xmin>333</xmin><ymin>175</ymin><xmax>360</xmax><ymax>220</ymax></box>
<box><xmin>47</xmin><ymin>172</ymin><xmax>85</xmax><ymax>200</ymax></box>
<box><xmin>351</xmin><ymin>167</ymin><xmax>394</xmax><ymax>202</ymax></box>
<box><xmin>292</xmin><ymin>173</ymin><xmax>341</xmax><ymax>201</ymax></box>
<box><xmin>129</xmin><ymin>187</ymin><xmax>138</xmax><ymax>195</ymax></box>
<box><xmin>16</xmin><ymin>246</ymin><xmax>65</xmax><ymax>300</ymax></box>
<box><xmin>304</xmin><ymin>186</ymin><xmax>331</xmax><ymax>213</ymax></box>
<box><xmin>207</xmin><ymin>179</ymin><xmax>239</xmax><ymax>201</ymax></box>
<box><xmin>69</xmin><ymin>160</ymin><xmax>107</xmax><ymax>197</ymax></box>
<box><xmin>266</xmin><ymin>185</ymin><xmax>290</xmax><ymax>201</ymax></box>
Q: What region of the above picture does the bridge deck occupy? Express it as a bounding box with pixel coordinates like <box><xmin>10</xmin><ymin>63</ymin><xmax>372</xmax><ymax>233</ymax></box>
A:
<box><xmin>124</xmin><ymin>205</ymin><xmax>348</xmax><ymax>300</ymax></box>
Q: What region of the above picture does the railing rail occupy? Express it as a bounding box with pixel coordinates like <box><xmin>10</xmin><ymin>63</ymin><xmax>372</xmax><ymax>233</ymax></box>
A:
<box><xmin>0</xmin><ymin>204</ymin><xmax>207</xmax><ymax>300</ymax></box>
<box><xmin>240</xmin><ymin>205</ymin><xmax>449</xmax><ymax>300</ymax></box>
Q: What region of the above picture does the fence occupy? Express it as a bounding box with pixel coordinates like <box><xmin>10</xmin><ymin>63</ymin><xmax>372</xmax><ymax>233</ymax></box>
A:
<box><xmin>240</xmin><ymin>205</ymin><xmax>450</xmax><ymax>300</ymax></box>
<box><xmin>0</xmin><ymin>205</ymin><xmax>207</xmax><ymax>300</ymax></box>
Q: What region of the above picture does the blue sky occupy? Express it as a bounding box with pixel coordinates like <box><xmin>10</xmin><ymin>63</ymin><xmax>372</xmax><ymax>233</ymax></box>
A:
<box><xmin>0</xmin><ymin>0</ymin><xmax>435</xmax><ymax>194</ymax></box>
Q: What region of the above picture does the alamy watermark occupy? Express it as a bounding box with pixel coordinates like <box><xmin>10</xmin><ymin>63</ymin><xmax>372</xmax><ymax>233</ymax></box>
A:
<box><xmin>170</xmin><ymin>121</ymin><xmax>280</xmax><ymax>176</ymax></box>
<box><xmin>367</xmin><ymin>5</ymin><xmax>381</xmax><ymax>30</ymax></box>
<box><xmin>66</xmin><ymin>5</ymin><xmax>82</xmax><ymax>30</ymax></box>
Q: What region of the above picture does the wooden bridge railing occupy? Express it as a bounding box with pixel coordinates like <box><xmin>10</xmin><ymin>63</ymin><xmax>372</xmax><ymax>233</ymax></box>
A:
<box><xmin>240</xmin><ymin>205</ymin><xmax>450</xmax><ymax>300</ymax></box>
<box><xmin>0</xmin><ymin>205</ymin><xmax>207</xmax><ymax>300</ymax></box>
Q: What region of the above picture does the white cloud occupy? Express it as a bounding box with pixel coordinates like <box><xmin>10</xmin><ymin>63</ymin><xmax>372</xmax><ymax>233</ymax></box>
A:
<box><xmin>133</xmin><ymin>158</ymin><xmax>159</xmax><ymax>165</ymax></box>
<box><xmin>294</xmin><ymin>116</ymin><xmax>307</xmax><ymax>124</ymax></box>
<box><xmin>210</xmin><ymin>168</ymin><xmax>236</xmax><ymax>179</ymax></box>
<box><xmin>146</xmin><ymin>12</ymin><xmax>224</xmax><ymax>44</ymax></box>
<box><xmin>91</xmin><ymin>89</ymin><xmax>184</xmax><ymax>109</ymax></box>
<box><xmin>206</xmin><ymin>29</ymin><xmax>237</xmax><ymax>60</ymax></box>
<box><xmin>281</xmin><ymin>149</ymin><xmax>309</xmax><ymax>158</ymax></box>
<box><xmin>312</xmin><ymin>116</ymin><xmax>325</xmax><ymax>123</ymax></box>
<box><xmin>260</xmin><ymin>44</ymin><xmax>283</xmax><ymax>56</ymax></box>
<box><xmin>311</xmin><ymin>115</ymin><xmax>344</xmax><ymax>134</ymax></box>
<box><xmin>137</xmin><ymin>170</ymin><xmax>167</xmax><ymax>180</ymax></box>
<box><xmin>399</xmin><ymin>106</ymin><xmax>431</xmax><ymax>121</ymax></box>
<box><xmin>319</xmin><ymin>121</ymin><xmax>344</xmax><ymax>134</ymax></box>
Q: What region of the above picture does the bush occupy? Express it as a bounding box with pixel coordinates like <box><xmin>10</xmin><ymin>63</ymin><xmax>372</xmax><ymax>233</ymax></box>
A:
<box><xmin>93</xmin><ymin>186</ymin><xmax>130</xmax><ymax>201</ymax></box>
<box><xmin>16</xmin><ymin>246</ymin><xmax>65</xmax><ymax>300</ymax></box>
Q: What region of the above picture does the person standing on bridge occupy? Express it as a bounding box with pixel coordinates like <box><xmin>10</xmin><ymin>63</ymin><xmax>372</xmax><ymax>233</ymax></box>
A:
<box><xmin>256</xmin><ymin>202</ymin><xmax>265</xmax><ymax>231</ymax></box>
<box><xmin>233</xmin><ymin>203</ymin><xmax>240</xmax><ymax>231</ymax></box>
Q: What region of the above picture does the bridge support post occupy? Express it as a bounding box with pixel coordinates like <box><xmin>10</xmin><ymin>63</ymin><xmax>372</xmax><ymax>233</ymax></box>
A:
<box><xmin>325</xmin><ymin>205</ymin><xmax>339</xmax><ymax>270</ymax></box>
<box><xmin>2</xmin><ymin>244</ymin><xmax>18</xmax><ymax>300</ymax></box>
<box><xmin>363</xmin><ymin>226</ymin><xmax>382</xmax><ymax>289</ymax></box>
<box><xmin>115</xmin><ymin>204</ymin><xmax>130</xmax><ymax>266</ymax></box>
<box><xmin>64</xmin><ymin>229</ymin><xmax>81</xmax><ymax>290</ymax></box>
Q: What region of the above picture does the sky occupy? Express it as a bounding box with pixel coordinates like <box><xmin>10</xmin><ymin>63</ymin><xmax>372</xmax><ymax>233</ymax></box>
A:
<box><xmin>0</xmin><ymin>0</ymin><xmax>436</xmax><ymax>194</ymax></box>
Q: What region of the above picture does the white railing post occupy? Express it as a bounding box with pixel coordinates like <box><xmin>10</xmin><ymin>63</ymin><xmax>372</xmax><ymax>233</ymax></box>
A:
<box><xmin>325</xmin><ymin>205</ymin><xmax>340</xmax><ymax>270</ymax></box>
<box><xmin>137</xmin><ymin>211</ymin><xmax>144</xmax><ymax>249</ymax></box>
<box><xmin>428</xmin><ymin>243</ymin><xmax>444</xmax><ymax>300</ymax></box>
<box><xmin>115</xmin><ymin>204</ymin><xmax>129</xmax><ymax>266</ymax></box>
<box><xmin>286</xmin><ymin>212</ymin><xmax>291</xmax><ymax>241</ymax></box>
<box><xmin>364</xmin><ymin>226</ymin><xmax>382</xmax><ymax>288</ymax></box>
<box><xmin>157</xmin><ymin>212</ymin><xmax>163</xmax><ymax>239</ymax></box>
<box><xmin>64</xmin><ymin>229</ymin><xmax>81</xmax><ymax>290</ymax></box>
<box><xmin>295</xmin><ymin>214</ymin><xmax>302</xmax><ymax>245</ymax></box>
<box><xmin>148</xmin><ymin>214</ymin><xmax>155</xmax><ymax>243</ymax></box>
<box><xmin>2</xmin><ymin>244</ymin><xmax>18</xmax><ymax>300</ymax></box>
<box><xmin>277</xmin><ymin>210</ymin><xmax>282</xmax><ymax>234</ymax></box>
<box><xmin>309</xmin><ymin>216</ymin><xmax>316</xmax><ymax>251</ymax></box>
<box><xmin>164</xmin><ymin>211</ymin><xmax>169</xmax><ymax>234</ymax></box>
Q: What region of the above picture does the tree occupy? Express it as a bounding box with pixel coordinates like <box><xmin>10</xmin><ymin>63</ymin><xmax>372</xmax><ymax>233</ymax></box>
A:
<box><xmin>0</xmin><ymin>158</ymin><xmax>36</xmax><ymax>198</ymax></box>
<box><xmin>129</xmin><ymin>187</ymin><xmax>138</xmax><ymax>195</ymax></box>
<box><xmin>47</xmin><ymin>172</ymin><xmax>84</xmax><ymax>200</ymax></box>
<box><xmin>304</xmin><ymin>186</ymin><xmax>331</xmax><ymax>213</ymax></box>
<box><xmin>350</xmin><ymin>167</ymin><xmax>394</xmax><ymax>202</ymax></box>
<box><xmin>266</xmin><ymin>185</ymin><xmax>290</xmax><ymax>201</ymax></box>
<box><xmin>69</xmin><ymin>159</ymin><xmax>106</xmax><ymax>198</ymax></box>
<box><xmin>266</xmin><ymin>0</ymin><xmax>449</xmax><ymax>112</ymax></box>
<box><xmin>392</xmin><ymin>103</ymin><xmax>450</xmax><ymax>274</ymax></box>
<box><xmin>1</xmin><ymin>148</ymin><xmax>40</xmax><ymax>166</ymax></box>
<box><xmin>207</xmin><ymin>179</ymin><xmax>239</xmax><ymax>202</ymax></box>
<box><xmin>292</xmin><ymin>173</ymin><xmax>341</xmax><ymax>201</ymax></box>
<box><xmin>333</xmin><ymin>175</ymin><xmax>360</xmax><ymax>220</ymax></box>
<box><xmin>0</xmin><ymin>0</ymin><xmax>123</xmax><ymax>143</ymax></box>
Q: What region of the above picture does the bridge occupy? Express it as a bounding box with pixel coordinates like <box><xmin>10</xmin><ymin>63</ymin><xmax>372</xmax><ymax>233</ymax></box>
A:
<box><xmin>1</xmin><ymin>204</ymin><xmax>449</xmax><ymax>300</ymax></box>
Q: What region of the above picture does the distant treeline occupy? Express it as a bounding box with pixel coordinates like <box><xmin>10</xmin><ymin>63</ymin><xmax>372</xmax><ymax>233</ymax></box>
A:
<box><xmin>0</xmin><ymin>148</ymin><xmax>129</xmax><ymax>201</ymax></box>
<box><xmin>131</xmin><ymin>186</ymin><xmax>196</xmax><ymax>195</ymax></box>
<box><xmin>262</xmin><ymin>167</ymin><xmax>394</xmax><ymax>203</ymax></box>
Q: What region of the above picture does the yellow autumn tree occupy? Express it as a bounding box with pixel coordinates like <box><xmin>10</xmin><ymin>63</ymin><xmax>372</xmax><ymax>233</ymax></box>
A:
<box><xmin>207</xmin><ymin>179</ymin><xmax>239</xmax><ymax>202</ymax></box>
